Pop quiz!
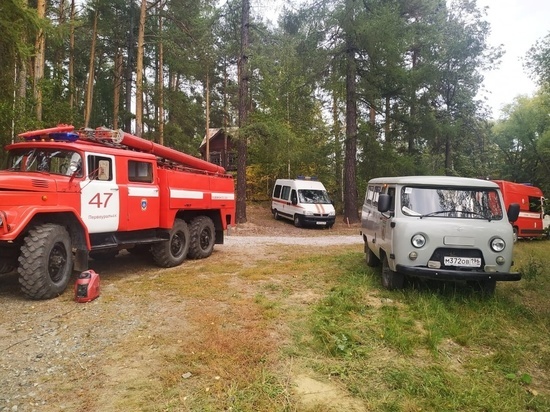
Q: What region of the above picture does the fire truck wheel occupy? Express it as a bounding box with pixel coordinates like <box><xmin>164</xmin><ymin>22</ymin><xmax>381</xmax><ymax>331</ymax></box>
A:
<box><xmin>188</xmin><ymin>216</ymin><xmax>215</xmax><ymax>259</ymax></box>
<box><xmin>152</xmin><ymin>218</ymin><xmax>190</xmax><ymax>267</ymax></box>
<box><xmin>18</xmin><ymin>224</ymin><xmax>73</xmax><ymax>300</ymax></box>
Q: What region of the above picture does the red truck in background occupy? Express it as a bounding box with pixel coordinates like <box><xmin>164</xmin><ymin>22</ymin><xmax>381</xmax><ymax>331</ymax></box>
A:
<box><xmin>0</xmin><ymin>125</ymin><xmax>235</xmax><ymax>300</ymax></box>
<box><xmin>492</xmin><ymin>180</ymin><xmax>545</xmax><ymax>242</ymax></box>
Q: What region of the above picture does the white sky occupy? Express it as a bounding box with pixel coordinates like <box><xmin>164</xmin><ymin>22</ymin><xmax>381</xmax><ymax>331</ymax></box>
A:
<box><xmin>477</xmin><ymin>0</ymin><xmax>550</xmax><ymax>118</ymax></box>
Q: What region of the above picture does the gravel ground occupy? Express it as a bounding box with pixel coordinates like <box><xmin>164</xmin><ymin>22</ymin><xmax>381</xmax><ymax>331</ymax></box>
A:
<box><xmin>0</xmin><ymin>205</ymin><xmax>363</xmax><ymax>411</ymax></box>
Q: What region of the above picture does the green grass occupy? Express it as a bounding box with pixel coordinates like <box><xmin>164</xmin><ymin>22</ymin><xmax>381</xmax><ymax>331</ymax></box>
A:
<box><xmin>300</xmin><ymin>241</ymin><xmax>550</xmax><ymax>411</ymax></box>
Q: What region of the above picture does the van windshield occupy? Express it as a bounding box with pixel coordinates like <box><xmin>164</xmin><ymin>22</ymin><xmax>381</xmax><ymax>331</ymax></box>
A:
<box><xmin>298</xmin><ymin>189</ymin><xmax>332</xmax><ymax>204</ymax></box>
<box><xmin>400</xmin><ymin>186</ymin><xmax>503</xmax><ymax>220</ymax></box>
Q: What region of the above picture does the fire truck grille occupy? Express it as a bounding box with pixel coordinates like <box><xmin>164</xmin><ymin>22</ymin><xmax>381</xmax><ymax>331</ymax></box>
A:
<box><xmin>32</xmin><ymin>179</ymin><xmax>50</xmax><ymax>188</ymax></box>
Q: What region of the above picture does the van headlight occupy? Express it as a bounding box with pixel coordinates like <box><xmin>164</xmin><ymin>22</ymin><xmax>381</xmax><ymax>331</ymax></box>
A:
<box><xmin>304</xmin><ymin>210</ymin><xmax>314</xmax><ymax>216</ymax></box>
<box><xmin>490</xmin><ymin>237</ymin><xmax>506</xmax><ymax>252</ymax></box>
<box><xmin>328</xmin><ymin>210</ymin><xmax>335</xmax><ymax>216</ymax></box>
<box><xmin>411</xmin><ymin>234</ymin><xmax>426</xmax><ymax>248</ymax></box>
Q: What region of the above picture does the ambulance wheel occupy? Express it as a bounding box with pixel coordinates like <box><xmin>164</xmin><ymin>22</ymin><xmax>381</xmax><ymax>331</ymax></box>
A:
<box><xmin>273</xmin><ymin>210</ymin><xmax>281</xmax><ymax>220</ymax></box>
<box><xmin>294</xmin><ymin>215</ymin><xmax>302</xmax><ymax>227</ymax></box>
<box><xmin>188</xmin><ymin>216</ymin><xmax>215</xmax><ymax>259</ymax></box>
<box><xmin>152</xmin><ymin>218</ymin><xmax>190</xmax><ymax>267</ymax></box>
<box><xmin>381</xmin><ymin>256</ymin><xmax>404</xmax><ymax>290</ymax></box>
<box><xmin>18</xmin><ymin>224</ymin><xmax>73</xmax><ymax>300</ymax></box>
<box><xmin>366</xmin><ymin>247</ymin><xmax>380</xmax><ymax>267</ymax></box>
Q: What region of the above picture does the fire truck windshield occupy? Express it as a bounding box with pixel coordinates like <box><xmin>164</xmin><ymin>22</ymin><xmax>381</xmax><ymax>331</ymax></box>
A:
<box><xmin>4</xmin><ymin>148</ymin><xmax>83</xmax><ymax>177</ymax></box>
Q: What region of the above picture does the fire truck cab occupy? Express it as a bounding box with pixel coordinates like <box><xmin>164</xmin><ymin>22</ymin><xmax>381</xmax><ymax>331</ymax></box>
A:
<box><xmin>0</xmin><ymin>125</ymin><xmax>236</xmax><ymax>300</ymax></box>
<box><xmin>492</xmin><ymin>180</ymin><xmax>545</xmax><ymax>242</ymax></box>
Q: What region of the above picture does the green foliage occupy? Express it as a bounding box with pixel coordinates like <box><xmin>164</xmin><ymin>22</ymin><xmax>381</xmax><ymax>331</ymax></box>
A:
<box><xmin>2</xmin><ymin>0</ymin><xmax>550</xmax><ymax>206</ymax></box>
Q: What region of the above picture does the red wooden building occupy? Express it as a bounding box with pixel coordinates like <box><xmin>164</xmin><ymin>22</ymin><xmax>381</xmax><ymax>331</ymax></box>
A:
<box><xmin>199</xmin><ymin>128</ymin><xmax>237</xmax><ymax>171</ymax></box>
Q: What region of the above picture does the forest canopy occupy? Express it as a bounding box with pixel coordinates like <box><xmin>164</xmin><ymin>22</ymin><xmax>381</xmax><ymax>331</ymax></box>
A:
<box><xmin>1</xmin><ymin>0</ymin><xmax>550</xmax><ymax>217</ymax></box>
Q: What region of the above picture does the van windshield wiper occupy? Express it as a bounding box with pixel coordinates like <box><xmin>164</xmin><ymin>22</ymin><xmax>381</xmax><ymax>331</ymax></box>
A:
<box><xmin>460</xmin><ymin>210</ymin><xmax>492</xmax><ymax>221</ymax></box>
<box><xmin>420</xmin><ymin>209</ymin><xmax>492</xmax><ymax>221</ymax></box>
<box><xmin>420</xmin><ymin>210</ymin><xmax>456</xmax><ymax>218</ymax></box>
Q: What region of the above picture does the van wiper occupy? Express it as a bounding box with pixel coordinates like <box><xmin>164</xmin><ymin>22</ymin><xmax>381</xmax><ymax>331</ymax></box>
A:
<box><xmin>461</xmin><ymin>210</ymin><xmax>492</xmax><ymax>221</ymax></box>
<box><xmin>420</xmin><ymin>210</ymin><xmax>456</xmax><ymax>218</ymax></box>
<box><xmin>420</xmin><ymin>209</ymin><xmax>492</xmax><ymax>221</ymax></box>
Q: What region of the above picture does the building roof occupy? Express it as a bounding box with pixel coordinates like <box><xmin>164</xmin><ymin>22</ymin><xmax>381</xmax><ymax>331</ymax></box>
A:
<box><xmin>200</xmin><ymin>127</ymin><xmax>238</xmax><ymax>148</ymax></box>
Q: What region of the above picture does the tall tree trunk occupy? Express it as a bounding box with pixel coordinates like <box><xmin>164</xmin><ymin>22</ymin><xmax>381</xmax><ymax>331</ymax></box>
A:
<box><xmin>236</xmin><ymin>0</ymin><xmax>250</xmax><ymax>224</ymax></box>
<box><xmin>135</xmin><ymin>0</ymin><xmax>147</xmax><ymax>137</ymax></box>
<box><xmin>157</xmin><ymin>4</ymin><xmax>164</xmax><ymax>145</ymax></box>
<box><xmin>33</xmin><ymin>0</ymin><xmax>46</xmax><ymax>121</ymax></box>
<box><xmin>332</xmin><ymin>89</ymin><xmax>343</xmax><ymax>204</ymax></box>
<box><xmin>69</xmin><ymin>0</ymin><xmax>76</xmax><ymax>113</ymax></box>
<box><xmin>84</xmin><ymin>7</ymin><xmax>99</xmax><ymax>128</ymax></box>
<box><xmin>205</xmin><ymin>69</ymin><xmax>210</xmax><ymax>162</ymax></box>
<box><xmin>125</xmin><ymin>5</ymin><xmax>135</xmax><ymax>133</ymax></box>
<box><xmin>113</xmin><ymin>49</ymin><xmax>123</xmax><ymax>129</ymax></box>
<box><xmin>343</xmin><ymin>2</ymin><xmax>359</xmax><ymax>224</ymax></box>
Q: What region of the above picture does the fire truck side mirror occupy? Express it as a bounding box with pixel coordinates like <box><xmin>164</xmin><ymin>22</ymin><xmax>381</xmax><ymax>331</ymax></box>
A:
<box><xmin>507</xmin><ymin>203</ymin><xmax>520</xmax><ymax>223</ymax></box>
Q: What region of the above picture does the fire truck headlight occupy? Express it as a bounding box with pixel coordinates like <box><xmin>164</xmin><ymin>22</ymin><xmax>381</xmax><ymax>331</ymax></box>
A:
<box><xmin>490</xmin><ymin>237</ymin><xmax>506</xmax><ymax>252</ymax></box>
<box><xmin>411</xmin><ymin>234</ymin><xmax>426</xmax><ymax>248</ymax></box>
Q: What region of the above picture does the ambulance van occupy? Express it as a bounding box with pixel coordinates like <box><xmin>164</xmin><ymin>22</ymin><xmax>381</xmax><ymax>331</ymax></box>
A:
<box><xmin>271</xmin><ymin>178</ymin><xmax>336</xmax><ymax>228</ymax></box>
<box><xmin>360</xmin><ymin>176</ymin><xmax>521</xmax><ymax>294</ymax></box>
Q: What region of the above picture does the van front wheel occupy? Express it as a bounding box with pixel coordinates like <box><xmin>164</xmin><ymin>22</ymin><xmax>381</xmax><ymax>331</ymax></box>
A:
<box><xmin>366</xmin><ymin>247</ymin><xmax>380</xmax><ymax>267</ymax></box>
<box><xmin>293</xmin><ymin>215</ymin><xmax>302</xmax><ymax>227</ymax></box>
<box><xmin>382</xmin><ymin>256</ymin><xmax>404</xmax><ymax>290</ymax></box>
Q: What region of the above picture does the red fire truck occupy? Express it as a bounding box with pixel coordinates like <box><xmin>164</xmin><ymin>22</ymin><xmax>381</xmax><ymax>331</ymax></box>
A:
<box><xmin>0</xmin><ymin>125</ymin><xmax>235</xmax><ymax>299</ymax></box>
<box><xmin>492</xmin><ymin>180</ymin><xmax>545</xmax><ymax>241</ymax></box>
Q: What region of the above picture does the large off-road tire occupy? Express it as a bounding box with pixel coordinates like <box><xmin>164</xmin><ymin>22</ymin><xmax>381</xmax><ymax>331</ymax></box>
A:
<box><xmin>381</xmin><ymin>255</ymin><xmax>404</xmax><ymax>290</ymax></box>
<box><xmin>151</xmin><ymin>219</ymin><xmax>190</xmax><ymax>267</ymax></box>
<box><xmin>18</xmin><ymin>224</ymin><xmax>73</xmax><ymax>300</ymax></box>
<box><xmin>366</xmin><ymin>246</ymin><xmax>380</xmax><ymax>268</ymax></box>
<box><xmin>188</xmin><ymin>216</ymin><xmax>215</xmax><ymax>259</ymax></box>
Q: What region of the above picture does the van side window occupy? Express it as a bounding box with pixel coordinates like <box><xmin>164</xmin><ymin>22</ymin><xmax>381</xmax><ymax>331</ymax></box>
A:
<box><xmin>273</xmin><ymin>184</ymin><xmax>282</xmax><ymax>198</ymax></box>
<box><xmin>366</xmin><ymin>185</ymin><xmax>382</xmax><ymax>206</ymax></box>
<box><xmin>387</xmin><ymin>187</ymin><xmax>396</xmax><ymax>211</ymax></box>
<box><xmin>291</xmin><ymin>189</ymin><xmax>298</xmax><ymax>204</ymax></box>
<box><xmin>373</xmin><ymin>185</ymin><xmax>381</xmax><ymax>207</ymax></box>
<box><xmin>281</xmin><ymin>185</ymin><xmax>291</xmax><ymax>201</ymax></box>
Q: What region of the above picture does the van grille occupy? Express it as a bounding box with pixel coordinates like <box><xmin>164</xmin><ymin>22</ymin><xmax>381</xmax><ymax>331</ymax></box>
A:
<box><xmin>430</xmin><ymin>248</ymin><xmax>484</xmax><ymax>270</ymax></box>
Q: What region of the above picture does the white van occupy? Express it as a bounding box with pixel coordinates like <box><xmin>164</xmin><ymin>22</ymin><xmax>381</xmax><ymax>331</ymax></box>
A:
<box><xmin>271</xmin><ymin>178</ymin><xmax>336</xmax><ymax>228</ymax></box>
<box><xmin>360</xmin><ymin>176</ymin><xmax>521</xmax><ymax>294</ymax></box>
